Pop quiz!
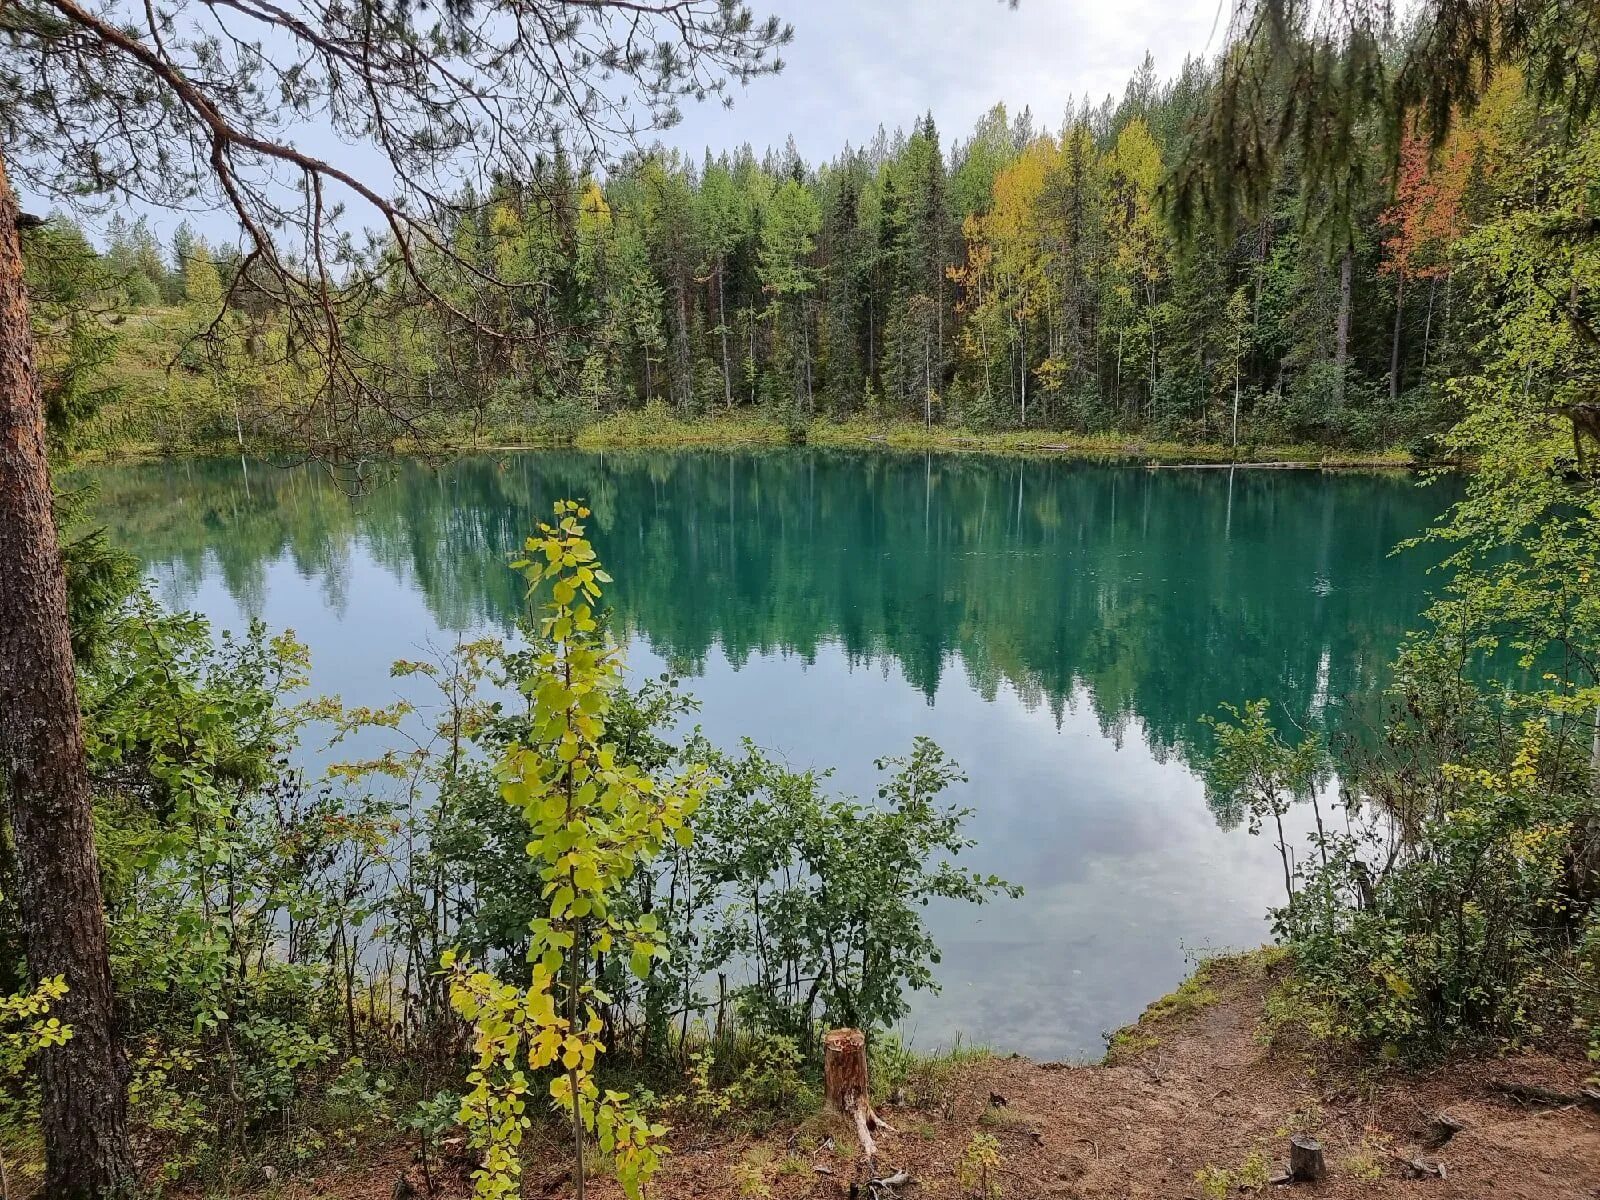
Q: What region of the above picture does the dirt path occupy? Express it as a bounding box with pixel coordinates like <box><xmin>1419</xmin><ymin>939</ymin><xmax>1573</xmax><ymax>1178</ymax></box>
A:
<box><xmin>273</xmin><ymin>954</ymin><xmax>1600</xmax><ymax>1199</ymax></box>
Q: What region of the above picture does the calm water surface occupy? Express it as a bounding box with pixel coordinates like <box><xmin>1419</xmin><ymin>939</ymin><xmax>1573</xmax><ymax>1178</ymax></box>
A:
<box><xmin>82</xmin><ymin>450</ymin><xmax>1458</xmax><ymax>1059</ymax></box>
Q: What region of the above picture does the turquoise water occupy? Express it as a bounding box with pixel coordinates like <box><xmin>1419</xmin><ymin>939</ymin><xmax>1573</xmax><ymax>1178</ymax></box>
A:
<box><xmin>83</xmin><ymin>449</ymin><xmax>1457</xmax><ymax>1058</ymax></box>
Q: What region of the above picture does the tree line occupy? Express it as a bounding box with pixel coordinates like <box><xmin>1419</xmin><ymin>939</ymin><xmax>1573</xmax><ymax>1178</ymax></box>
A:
<box><xmin>66</xmin><ymin>53</ymin><xmax>1524</xmax><ymax>454</ymax></box>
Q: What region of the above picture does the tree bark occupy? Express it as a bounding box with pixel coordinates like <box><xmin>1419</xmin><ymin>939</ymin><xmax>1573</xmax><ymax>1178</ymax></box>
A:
<box><xmin>823</xmin><ymin>1028</ymin><xmax>870</xmax><ymax>1115</ymax></box>
<box><xmin>823</xmin><ymin>1028</ymin><xmax>891</xmax><ymax>1166</ymax></box>
<box><xmin>1584</xmin><ymin>704</ymin><xmax>1600</xmax><ymax>902</ymax></box>
<box><xmin>717</xmin><ymin>255</ymin><xmax>733</xmax><ymax>411</ymax></box>
<box><xmin>0</xmin><ymin>150</ymin><xmax>135</xmax><ymax>1198</ymax></box>
<box><xmin>1289</xmin><ymin>1135</ymin><xmax>1325</xmax><ymax>1182</ymax></box>
<box><xmin>1017</xmin><ymin>311</ymin><xmax>1027</xmax><ymax>427</ymax></box>
<box><xmin>1388</xmin><ymin>268</ymin><xmax>1406</xmax><ymax>402</ymax></box>
<box><xmin>1335</xmin><ymin>247</ymin><xmax>1353</xmax><ymax>406</ymax></box>
<box><xmin>673</xmin><ymin>281</ymin><xmax>690</xmax><ymax>411</ymax></box>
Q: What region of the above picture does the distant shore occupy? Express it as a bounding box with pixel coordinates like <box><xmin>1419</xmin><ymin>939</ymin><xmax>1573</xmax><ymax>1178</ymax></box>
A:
<box><xmin>70</xmin><ymin>411</ymin><xmax>1430</xmax><ymax>471</ymax></box>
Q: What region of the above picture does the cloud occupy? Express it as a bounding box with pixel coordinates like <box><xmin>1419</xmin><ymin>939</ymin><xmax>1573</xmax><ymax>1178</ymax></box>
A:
<box><xmin>664</xmin><ymin>0</ymin><xmax>1225</xmax><ymax>161</ymax></box>
<box><xmin>34</xmin><ymin>0</ymin><xmax>1227</xmax><ymax>243</ymax></box>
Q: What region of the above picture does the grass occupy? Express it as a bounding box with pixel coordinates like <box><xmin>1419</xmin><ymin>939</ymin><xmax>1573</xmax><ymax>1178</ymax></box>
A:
<box><xmin>572</xmin><ymin>405</ymin><xmax>795</xmax><ymax>449</ymax></box>
<box><xmin>807</xmin><ymin>419</ymin><xmax>1415</xmax><ymax>468</ymax></box>
<box><xmin>72</xmin><ymin>324</ymin><xmax>1424</xmax><ymax>472</ymax></box>
<box><xmin>1104</xmin><ymin>1027</ymin><xmax>1162</xmax><ymax>1061</ymax></box>
<box><xmin>870</xmin><ymin>1032</ymin><xmax>993</xmax><ymax>1108</ymax></box>
<box><xmin>976</xmin><ymin>1106</ymin><xmax>1041</xmax><ymax>1134</ymax></box>
<box><xmin>1254</xmin><ymin>949</ymin><xmax>1365</xmax><ymax>1058</ymax></box>
<box><xmin>1105</xmin><ymin>948</ymin><xmax>1288</xmax><ymax>1063</ymax></box>
<box><xmin>1143</xmin><ymin>969</ymin><xmax>1222</xmax><ymax>1022</ymax></box>
<box><xmin>732</xmin><ymin>1145</ymin><xmax>775</xmax><ymax>1198</ymax></box>
<box><xmin>556</xmin><ymin>407</ymin><xmax>1418</xmax><ymax>468</ymax></box>
<box><xmin>1343</xmin><ymin>1146</ymin><xmax>1386</xmax><ymax>1182</ymax></box>
<box><xmin>1104</xmin><ymin>964</ymin><xmax>1221</xmax><ymax>1063</ymax></box>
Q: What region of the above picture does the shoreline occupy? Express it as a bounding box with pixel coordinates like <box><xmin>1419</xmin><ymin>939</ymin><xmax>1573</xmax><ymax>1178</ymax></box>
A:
<box><xmin>205</xmin><ymin>950</ymin><xmax>1600</xmax><ymax>1199</ymax></box>
<box><xmin>67</xmin><ymin>415</ymin><xmax>1437</xmax><ymax>472</ymax></box>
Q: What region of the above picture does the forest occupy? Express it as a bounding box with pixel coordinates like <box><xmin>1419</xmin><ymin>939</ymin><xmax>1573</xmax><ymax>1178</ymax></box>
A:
<box><xmin>2</xmin><ymin>0</ymin><xmax>1600</xmax><ymax>1198</ymax></box>
<box><xmin>44</xmin><ymin>51</ymin><xmax>1516</xmax><ymax>459</ymax></box>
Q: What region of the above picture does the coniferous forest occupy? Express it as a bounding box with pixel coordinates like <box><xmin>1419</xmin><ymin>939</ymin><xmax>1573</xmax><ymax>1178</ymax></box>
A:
<box><xmin>46</xmin><ymin>52</ymin><xmax>1531</xmax><ymax>458</ymax></box>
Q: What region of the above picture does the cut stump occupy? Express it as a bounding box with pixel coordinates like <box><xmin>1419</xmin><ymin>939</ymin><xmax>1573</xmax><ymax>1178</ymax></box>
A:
<box><xmin>1289</xmin><ymin>1134</ymin><xmax>1325</xmax><ymax>1182</ymax></box>
<box><xmin>824</xmin><ymin>1028</ymin><xmax>893</xmax><ymax>1168</ymax></box>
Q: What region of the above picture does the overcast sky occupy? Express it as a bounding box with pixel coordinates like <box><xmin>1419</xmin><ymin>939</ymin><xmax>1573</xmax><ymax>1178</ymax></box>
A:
<box><xmin>665</xmin><ymin>0</ymin><xmax>1228</xmax><ymax>162</ymax></box>
<box><xmin>48</xmin><ymin>0</ymin><xmax>1230</xmax><ymax>245</ymax></box>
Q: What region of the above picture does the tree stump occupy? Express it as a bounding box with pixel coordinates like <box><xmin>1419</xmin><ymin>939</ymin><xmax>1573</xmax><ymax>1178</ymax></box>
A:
<box><xmin>823</xmin><ymin>1028</ymin><xmax>892</xmax><ymax>1166</ymax></box>
<box><xmin>824</xmin><ymin>1029</ymin><xmax>869</xmax><ymax>1112</ymax></box>
<box><xmin>1289</xmin><ymin>1134</ymin><xmax>1325</xmax><ymax>1182</ymax></box>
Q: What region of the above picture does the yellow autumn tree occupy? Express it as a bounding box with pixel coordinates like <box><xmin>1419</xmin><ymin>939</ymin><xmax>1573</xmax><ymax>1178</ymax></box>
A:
<box><xmin>950</xmin><ymin>138</ymin><xmax>1058</xmax><ymax>424</ymax></box>
<box><xmin>449</xmin><ymin>501</ymin><xmax>712</xmax><ymax>1200</ymax></box>
<box><xmin>1101</xmin><ymin>117</ymin><xmax>1167</xmax><ymax>415</ymax></box>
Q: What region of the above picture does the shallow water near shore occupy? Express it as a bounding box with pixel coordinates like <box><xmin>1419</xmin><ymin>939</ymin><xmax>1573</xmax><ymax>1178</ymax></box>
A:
<box><xmin>79</xmin><ymin>448</ymin><xmax>1460</xmax><ymax>1059</ymax></box>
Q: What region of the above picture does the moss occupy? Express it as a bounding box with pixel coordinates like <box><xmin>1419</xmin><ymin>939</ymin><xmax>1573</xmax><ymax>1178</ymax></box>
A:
<box><xmin>1143</xmin><ymin>973</ymin><xmax>1221</xmax><ymax>1022</ymax></box>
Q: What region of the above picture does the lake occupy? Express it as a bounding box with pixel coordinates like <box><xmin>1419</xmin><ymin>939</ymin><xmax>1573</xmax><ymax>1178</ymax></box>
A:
<box><xmin>80</xmin><ymin>449</ymin><xmax>1458</xmax><ymax>1059</ymax></box>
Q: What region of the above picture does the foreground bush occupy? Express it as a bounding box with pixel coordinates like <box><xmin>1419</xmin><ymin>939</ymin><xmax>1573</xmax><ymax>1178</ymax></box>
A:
<box><xmin>0</xmin><ymin>500</ymin><xmax>1014</xmax><ymax>1189</ymax></box>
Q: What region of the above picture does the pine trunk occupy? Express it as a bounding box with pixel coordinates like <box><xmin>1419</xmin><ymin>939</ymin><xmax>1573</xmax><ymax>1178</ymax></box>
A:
<box><xmin>0</xmin><ymin>151</ymin><xmax>135</xmax><ymax>1197</ymax></box>
<box><xmin>1335</xmin><ymin>247</ymin><xmax>1352</xmax><ymax>406</ymax></box>
<box><xmin>717</xmin><ymin>256</ymin><xmax>733</xmax><ymax>410</ymax></box>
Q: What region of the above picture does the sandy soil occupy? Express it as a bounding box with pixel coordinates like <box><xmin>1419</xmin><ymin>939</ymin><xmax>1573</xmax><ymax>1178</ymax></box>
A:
<box><xmin>260</xmin><ymin>955</ymin><xmax>1600</xmax><ymax>1200</ymax></box>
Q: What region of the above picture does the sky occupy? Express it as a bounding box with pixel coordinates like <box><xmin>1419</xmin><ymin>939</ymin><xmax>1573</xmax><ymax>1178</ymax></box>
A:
<box><xmin>39</xmin><ymin>0</ymin><xmax>1232</xmax><ymax>246</ymax></box>
<box><xmin>662</xmin><ymin>0</ymin><xmax>1229</xmax><ymax>163</ymax></box>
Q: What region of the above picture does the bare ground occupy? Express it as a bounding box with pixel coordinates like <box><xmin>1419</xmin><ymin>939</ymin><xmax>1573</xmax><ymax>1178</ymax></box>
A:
<box><xmin>261</xmin><ymin>954</ymin><xmax>1600</xmax><ymax>1200</ymax></box>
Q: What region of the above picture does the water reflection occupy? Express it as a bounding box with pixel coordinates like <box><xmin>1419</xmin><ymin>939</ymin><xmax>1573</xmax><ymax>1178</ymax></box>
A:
<box><xmin>80</xmin><ymin>450</ymin><xmax>1456</xmax><ymax>1057</ymax></box>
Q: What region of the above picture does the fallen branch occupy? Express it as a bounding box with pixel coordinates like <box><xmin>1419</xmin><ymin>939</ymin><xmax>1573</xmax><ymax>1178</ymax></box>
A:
<box><xmin>1390</xmin><ymin>1150</ymin><xmax>1447</xmax><ymax>1179</ymax></box>
<box><xmin>1151</xmin><ymin>460</ymin><xmax>1318</xmax><ymax>470</ymax></box>
<box><xmin>1491</xmin><ymin>1081</ymin><xmax>1600</xmax><ymax>1110</ymax></box>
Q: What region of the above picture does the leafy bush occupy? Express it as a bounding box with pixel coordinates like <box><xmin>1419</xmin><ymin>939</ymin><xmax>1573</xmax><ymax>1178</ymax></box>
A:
<box><xmin>689</xmin><ymin>736</ymin><xmax>1021</xmax><ymax>1039</ymax></box>
<box><xmin>1206</xmin><ymin>655</ymin><xmax>1598</xmax><ymax>1058</ymax></box>
<box><xmin>1286</xmin><ymin>701</ymin><xmax>1591</xmax><ymax>1054</ymax></box>
<box><xmin>14</xmin><ymin>498</ymin><xmax>1021</xmax><ymax>1189</ymax></box>
<box><xmin>958</xmin><ymin>1130</ymin><xmax>1002</xmax><ymax>1199</ymax></box>
<box><xmin>1195</xmin><ymin>1151</ymin><xmax>1270</xmax><ymax>1199</ymax></box>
